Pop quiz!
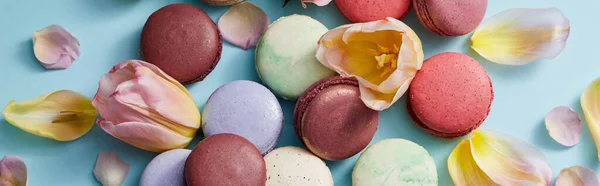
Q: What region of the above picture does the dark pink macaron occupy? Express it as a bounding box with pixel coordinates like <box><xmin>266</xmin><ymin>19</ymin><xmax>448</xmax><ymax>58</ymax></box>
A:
<box><xmin>141</xmin><ymin>4</ymin><xmax>222</xmax><ymax>84</ymax></box>
<box><xmin>407</xmin><ymin>52</ymin><xmax>493</xmax><ymax>138</ymax></box>
<box><xmin>184</xmin><ymin>134</ymin><xmax>266</xmax><ymax>186</ymax></box>
<box><xmin>336</xmin><ymin>0</ymin><xmax>412</xmax><ymax>23</ymax></box>
<box><xmin>413</xmin><ymin>0</ymin><xmax>487</xmax><ymax>36</ymax></box>
<box><xmin>293</xmin><ymin>76</ymin><xmax>378</xmax><ymax>161</ymax></box>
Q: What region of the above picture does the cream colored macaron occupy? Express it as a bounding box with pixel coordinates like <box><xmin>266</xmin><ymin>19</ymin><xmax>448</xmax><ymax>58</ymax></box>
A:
<box><xmin>265</xmin><ymin>146</ymin><xmax>334</xmax><ymax>186</ymax></box>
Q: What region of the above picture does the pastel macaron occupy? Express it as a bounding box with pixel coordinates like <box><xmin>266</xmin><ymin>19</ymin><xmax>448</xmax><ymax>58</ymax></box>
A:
<box><xmin>336</xmin><ymin>0</ymin><xmax>412</xmax><ymax>23</ymax></box>
<box><xmin>140</xmin><ymin>149</ymin><xmax>191</xmax><ymax>186</ymax></box>
<box><xmin>202</xmin><ymin>80</ymin><xmax>283</xmax><ymax>155</ymax></box>
<box><xmin>353</xmin><ymin>139</ymin><xmax>438</xmax><ymax>186</ymax></box>
<box><xmin>256</xmin><ymin>14</ymin><xmax>336</xmax><ymax>100</ymax></box>
<box><xmin>141</xmin><ymin>4</ymin><xmax>222</xmax><ymax>84</ymax></box>
<box><xmin>185</xmin><ymin>134</ymin><xmax>266</xmax><ymax>186</ymax></box>
<box><xmin>413</xmin><ymin>0</ymin><xmax>488</xmax><ymax>36</ymax></box>
<box><xmin>407</xmin><ymin>52</ymin><xmax>493</xmax><ymax>138</ymax></box>
<box><xmin>294</xmin><ymin>76</ymin><xmax>378</xmax><ymax>160</ymax></box>
<box><xmin>265</xmin><ymin>146</ymin><xmax>334</xmax><ymax>186</ymax></box>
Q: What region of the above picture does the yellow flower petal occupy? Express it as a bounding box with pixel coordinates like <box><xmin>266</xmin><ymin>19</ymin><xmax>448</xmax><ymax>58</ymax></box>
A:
<box><xmin>581</xmin><ymin>78</ymin><xmax>600</xmax><ymax>160</ymax></box>
<box><xmin>448</xmin><ymin>140</ymin><xmax>498</xmax><ymax>186</ymax></box>
<box><xmin>3</xmin><ymin>90</ymin><xmax>97</xmax><ymax>141</ymax></box>
<box><xmin>470</xmin><ymin>129</ymin><xmax>552</xmax><ymax>185</ymax></box>
<box><xmin>471</xmin><ymin>8</ymin><xmax>570</xmax><ymax>65</ymax></box>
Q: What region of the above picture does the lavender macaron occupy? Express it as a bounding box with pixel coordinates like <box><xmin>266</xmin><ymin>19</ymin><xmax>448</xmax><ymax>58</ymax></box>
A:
<box><xmin>140</xmin><ymin>149</ymin><xmax>191</xmax><ymax>186</ymax></box>
<box><xmin>202</xmin><ymin>80</ymin><xmax>284</xmax><ymax>155</ymax></box>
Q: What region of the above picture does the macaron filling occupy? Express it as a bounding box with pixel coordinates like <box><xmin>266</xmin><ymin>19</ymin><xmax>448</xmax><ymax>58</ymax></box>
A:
<box><xmin>406</xmin><ymin>95</ymin><xmax>477</xmax><ymax>138</ymax></box>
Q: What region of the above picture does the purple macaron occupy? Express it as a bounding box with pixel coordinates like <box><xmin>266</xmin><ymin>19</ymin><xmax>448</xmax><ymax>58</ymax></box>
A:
<box><xmin>140</xmin><ymin>149</ymin><xmax>191</xmax><ymax>186</ymax></box>
<box><xmin>202</xmin><ymin>80</ymin><xmax>284</xmax><ymax>155</ymax></box>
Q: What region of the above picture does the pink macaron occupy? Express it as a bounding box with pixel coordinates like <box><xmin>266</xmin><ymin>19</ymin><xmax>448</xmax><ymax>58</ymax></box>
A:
<box><xmin>336</xmin><ymin>0</ymin><xmax>412</xmax><ymax>23</ymax></box>
<box><xmin>407</xmin><ymin>52</ymin><xmax>493</xmax><ymax>138</ymax></box>
<box><xmin>413</xmin><ymin>0</ymin><xmax>487</xmax><ymax>36</ymax></box>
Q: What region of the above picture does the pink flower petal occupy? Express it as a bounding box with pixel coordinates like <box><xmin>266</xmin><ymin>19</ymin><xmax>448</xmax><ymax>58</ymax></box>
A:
<box><xmin>218</xmin><ymin>2</ymin><xmax>269</xmax><ymax>50</ymax></box>
<box><xmin>33</xmin><ymin>24</ymin><xmax>80</xmax><ymax>69</ymax></box>
<box><xmin>98</xmin><ymin>121</ymin><xmax>192</xmax><ymax>152</ymax></box>
<box><xmin>93</xmin><ymin>152</ymin><xmax>129</xmax><ymax>186</ymax></box>
<box><xmin>545</xmin><ymin>106</ymin><xmax>582</xmax><ymax>146</ymax></box>
<box><xmin>0</xmin><ymin>156</ymin><xmax>27</xmax><ymax>186</ymax></box>
<box><xmin>301</xmin><ymin>0</ymin><xmax>332</xmax><ymax>8</ymax></box>
<box><xmin>556</xmin><ymin>166</ymin><xmax>600</xmax><ymax>186</ymax></box>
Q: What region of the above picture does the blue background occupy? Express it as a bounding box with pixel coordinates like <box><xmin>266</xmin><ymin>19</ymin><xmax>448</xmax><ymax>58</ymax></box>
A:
<box><xmin>0</xmin><ymin>0</ymin><xmax>597</xmax><ymax>185</ymax></box>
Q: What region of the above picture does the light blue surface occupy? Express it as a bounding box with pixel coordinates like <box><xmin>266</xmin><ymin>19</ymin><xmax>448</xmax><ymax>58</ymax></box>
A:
<box><xmin>0</xmin><ymin>0</ymin><xmax>597</xmax><ymax>185</ymax></box>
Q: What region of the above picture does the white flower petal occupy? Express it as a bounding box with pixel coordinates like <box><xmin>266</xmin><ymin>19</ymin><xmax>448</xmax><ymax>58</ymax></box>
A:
<box><xmin>545</xmin><ymin>106</ymin><xmax>582</xmax><ymax>146</ymax></box>
<box><xmin>556</xmin><ymin>166</ymin><xmax>600</xmax><ymax>186</ymax></box>
<box><xmin>93</xmin><ymin>152</ymin><xmax>130</xmax><ymax>186</ymax></box>
<box><xmin>33</xmin><ymin>24</ymin><xmax>80</xmax><ymax>69</ymax></box>
<box><xmin>218</xmin><ymin>2</ymin><xmax>269</xmax><ymax>50</ymax></box>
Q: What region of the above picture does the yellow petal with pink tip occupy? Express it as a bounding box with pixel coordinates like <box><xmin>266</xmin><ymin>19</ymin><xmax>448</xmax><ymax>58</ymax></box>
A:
<box><xmin>581</xmin><ymin>78</ymin><xmax>600</xmax><ymax>160</ymax></box>
<box><xmin>448</xmin><ymin>140</ymin><xmax>498</xmax><ymax>186</ymax></box>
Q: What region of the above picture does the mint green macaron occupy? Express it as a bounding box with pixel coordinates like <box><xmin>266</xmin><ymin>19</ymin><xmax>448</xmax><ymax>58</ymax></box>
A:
<box><xmin>255</xmin><ymin>14</ymin><xmax>336</xmax><ymax>100</ymax></box>
<box><xmin>352</xmin><ymin>139</ymin><xmax>438</xmax><ymax>186</ymax></box>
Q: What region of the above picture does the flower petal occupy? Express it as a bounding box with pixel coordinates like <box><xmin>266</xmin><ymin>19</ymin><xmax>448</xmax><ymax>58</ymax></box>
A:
<box><xmin>93</xmin><ymin>152</ymin><xmax>129</xmax><ymax>186</ymax></box>
<box><xmin>3</xmin><ymin>90</ymin><xmax>98</xmax><ymax>141</ymax></box>
<box><xmin>218</xmin><ymin>2</ymin><xmax>269</xmax><ymax>50</ymax></box>
<box><xmin>471</xmin><ymin>8</ymin><xmax>570</xmax><ymax>65</ymax></box>
<box><xmin>301</xmin><ymin>0</ymin><xmax>332</xmax><ymax>8</ymax></box>
<box><xmin>98</xmin><ymin>120</ymin><xmax>192</xmax><ymax>152</ymax></box>
<box><xmin>581</xmin><ymin>78</ymin><xmax>600</xmax><ymax>160</ymax></box>
<box><xmin>545</xmin><ymin>106</ymin><xmax>582</xmax><ymax>146</ymax></box>
<box><xmin>470</xmin><ymin>129</ymin><xmax>552</xmax><ymax>185</ymax></box>
<box><xmin>33</xmin><ymin>24</ymin><xmax>80</xmax><ymax>69</ymax></box>
<box><xmin>448</xmin><ymin>140</ymin><xmax>498</xmax><ymax>186</ymax></box>
<box><xmin>556</xmin><ymin>166</ymin><xmax>600</xmax><ymax>186</ymax></box>
<box><xmin>0</xmin><ymin>156</ymin><xmax>27</xmax><ymax>186</ymax></box>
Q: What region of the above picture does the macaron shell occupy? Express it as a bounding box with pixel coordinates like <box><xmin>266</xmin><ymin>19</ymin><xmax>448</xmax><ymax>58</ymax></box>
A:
<box><xmin>202</xmin><ymin>80</ymin><xmax>283</xmax><ymax>155</ymax></box>
<box><xmin>255</xmin><ymin>14</ymin><xmax>336</xmax><ymax>100</ymax></box>
<box><xmin>140</xmin><ymin>149</ymin><xmax>191</xmax><ymax>186</ymax></box>
<box><xmin>185</xmin><ymin>134</ymin><xmax>266</xmax><ymax>186</ymax></box>
<box><xmin>413</xmin><ymin>0</ymin><xmax>487</xmax><ymax>36</ymax></box>
<box><xmin>141</xmin><ymin>4</ymin><xmax>222</xmax><ymax>84</ymax></box>
<box><xmin>265</xmin><ymin>146</ymin><xmax>334</xmax><ymax>186</ymax></box>
<box><xmin>409</xmin><ymin>52</ymin><xmax>493</xmax><ymax>137</ymax></box>
<box><xmin>301</xmin><ymin>83</ymin><xmax>378</xmax><ymax>160</ymax></box>
<box><xmin>352</xmin><ymin>139</ymin><xmax>437</xmax><ymax>186</ymax></box>
<box><xmin>336</xmin><ymin>0</ymin><xmax>412</xmax><ymax>23</ymax></box>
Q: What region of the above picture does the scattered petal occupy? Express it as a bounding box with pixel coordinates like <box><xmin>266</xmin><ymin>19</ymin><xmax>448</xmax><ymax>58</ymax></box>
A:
<box><xmin>218</xmin><ymin>2</ymin><xmax>269</xmax><ymax>50</ymax></box>
<box><xmin>581</xmin><ymin>78</ymin><xmax>600</xmax><ymax>160</ymax></box>
<box><xmin>0</xmin><ymin>156</ymin><xmax>27</xmax><ymax>186</ymax></box>
<box><xmin>448</xmin><ymin>140</ymin><xmax>498</xmax><ymax>186</ymax></box>
<box><xmin>545</xmin><ymin>106</ymin><xmax>582</xmax><ymax>146</ymax></box>
<box><xmin>556</xmin><ymin>166</ymin><xmax>600</xmax><ymax>186</ymax></box>
<box><xmin>94</xmin><ymin>152</ymin><xmax>130</xmax><ymax>186</ymax></box>
<box><xmin>471</xmin><ymin>8</ymin><xmax>570</xmax><ymax>65</ymax></box>
<box><xmin>301</xmin><ymin>0</ymin><xmax>332</xmax><ymax>8</ymax></box>
<box><xmin>3</xmin><ymin>90</ymin><xmax>98</xmax><ymax>141</ymax></box>
<box><xmin>203</xmin><ymin>0</ymin><xmax>243</xmax><ymax>6</ymax></box>
<box><xmin>470</xmin><ymin>129</ymin><xmax>552</xmax><ymax>185</ymax></box>
<box><xmin>33</xmin><ymin>24</ymin><xmax>80</xmax><ymax>69</ymax></box>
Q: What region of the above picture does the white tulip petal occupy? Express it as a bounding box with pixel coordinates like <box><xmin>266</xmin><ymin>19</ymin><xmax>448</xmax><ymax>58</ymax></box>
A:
<box><xmin>556</xmin><ymin>166</ymin><xmax>600</xmax><ymax>186</ymax></box>
<box><xmin>218</xmin><ymin>2</ymin><xmax>269</xmax><ymax>50</ymax></box>
<box><xmin>545</xmin><ymin>106</ymin><xmax>582</xmax><ymax>146</ymax></box>
<box><xmin>33</xmin><ymin>24</ymin><xmax>80</xmax><ymax>69</ymax></box>
<box><xmin>93</xmin><ymin>152</ymin><xmax>130</xmax><ymax>186</ymax></box>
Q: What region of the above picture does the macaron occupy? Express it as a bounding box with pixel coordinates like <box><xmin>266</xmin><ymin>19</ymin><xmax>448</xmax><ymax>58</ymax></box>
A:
<box><xmin>202</xmin><ymin>80</ymin><xmax>283</xmax><ymax>155</ymax></box>
<box><xmin>352</xmin><ymin>139</ymin><xmax>438</xmax><ymax>186</ymax></box>
<box><xmin>255</xmin><ymin>14</ymin><xmax>336</xmax><ymax>100</ymax></box>
<box><xmin>293</xmin><ymin>76</ymin><xmax>378</xmax><ymax>160</ymax></box>
<box><xmin>413</xmin><ymin>0</ymin><xmax>487</xmax><ymax>36</ymax></box>
<box><xmin>265</xmin><ymin>146</ymin><xmax>334</xmax><ymax>186</ymax></box>
<box><xmin>141</xmin><ymin>4</ymin><xmax>222</xmax><ymax>84</ymax></box>
<box><xmin>336</xmin><ymin>0</ymin><xmax>412</xmax><ymax>23</ymax></box>
<box><xmin>140</xmin><ymin>149</ymin><xmax>191</xmax><ymax>186</ymax></box>
<box><xmin>407</xmin><ymin>52</ymin><xmax>493</xmax><ymax>138</ymax></box>
<box><xmin>185</xmin><ymin>134</ymin><xmax>266</xmax><ymax>186</ymax></box>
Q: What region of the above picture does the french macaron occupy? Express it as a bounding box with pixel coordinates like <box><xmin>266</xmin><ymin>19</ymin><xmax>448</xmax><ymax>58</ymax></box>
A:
<box><xmin>407</xmin><ymin>52</ymin><xmax>493</xmax><ymax>138</ymax></box>
<box><xmin>203</xmin><ymin>0</ymin><xmax>243</xmax><ymax>6</ymax></box>
<box><xmin>185</xmin><ymin>134</ymin><xmax>266</xmax><ymax>186</ymax></box>
<box><xmin>413</xmin><ymin>0</ymin><xmax>487</xmax><ymax>36</ymax></box>
<box><xmin>336</xmin><ymin>0</ymin><xmax>412</xmax><ymax>23</ymax></box>
<box><xmin>255</xmin><ymin>14</ymin><xmax>336</xmax><ymax>100</ymax></box>
<box><xmin>140</xmin><ymin>149</ymin><xmax>191</xmax><ymax>186</ymax></box>
<box><xmin>265</xmin><ymin>146</ymin><xmax>334</xmax><ymax>186</ymax></box>
<box><xmin>202</xmin><ymin>80</ymin><xmax>283</xmax><ymax>155</ymax></box>
<box><xmin>353</xmin><ymin>139</ymin><xmax>438</xmax><ymax>186</ymax></box>
<box><xmin>141</xmin><ymin>4</ymin><xmax>222</xmax><ymax>84</ymax></box>
<box><xmin>293</xmin><ymin>76</ymin><xmax>378</xmax><ymax>161</ymax></box>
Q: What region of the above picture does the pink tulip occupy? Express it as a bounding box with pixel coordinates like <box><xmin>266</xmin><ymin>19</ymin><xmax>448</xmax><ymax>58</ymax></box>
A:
<box><xmin>93</xmin><ymin>60</ymin><xmax>201</xmax><ymax>152</ymax></box>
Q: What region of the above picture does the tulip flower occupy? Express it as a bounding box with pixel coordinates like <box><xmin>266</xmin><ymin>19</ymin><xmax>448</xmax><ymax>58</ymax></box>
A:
<box><xmin>93</xmin><ymin>60</ymin><xmax>201</xmax><ymax>152</ymax></box>
<box><xmin>316</xmin><ymin>17</ymin><xmax>424</xmax><ymax>111</ymax></box>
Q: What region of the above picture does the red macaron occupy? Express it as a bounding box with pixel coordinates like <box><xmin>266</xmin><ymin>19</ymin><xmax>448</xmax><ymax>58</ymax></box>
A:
<box><xmin>413</xmin><ymin>0</ymin><xmax>488</xmax><ymax>36</ymax></box>
<box><xmin>407</xmin><ymin>52</ymin><xmax>493</xmax><ymax>138</ymax></box>
<box><xmin>336</xmin><ymin>0</ymin><xmax>412</xmax><ymax>23</ymax></box>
